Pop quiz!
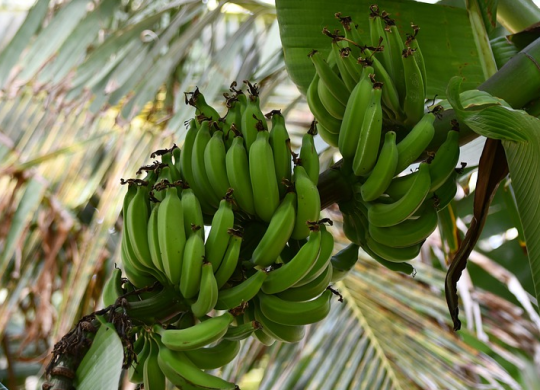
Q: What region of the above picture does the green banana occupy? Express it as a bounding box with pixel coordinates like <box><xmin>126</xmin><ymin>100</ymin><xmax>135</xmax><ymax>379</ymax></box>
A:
<box><xmin>223</xmin><ymin>320</ymin><xmax>262</xmax><ymax>341</ymax></box>
<box><xmin>338</xmin><ymin>66</ymin><xmax>373</xmax><ymax>161</ymax></box>
<box><xmin>432</xmin><ymin>170</ymin><xmax>458</xmax><ymax>211</ymax></box>
<box><xmin>181</xmin><ymin>187</ymin><xmax>205</xmax><ymax>240</ymax></box>
<box><xmin>243</xmin><ymin>304</ymin><xmax>276</xmax><ymax>346</ymax></box>
<box><xmin>258</xmin><ymin>288</ymin><xmax>334</xmax><ymax>326</ymax></box>
<box><xmin>406</xmin><ymin>24</ymin><xmax>427</xmax><ymax>97</ymax></box>
<box><xmin>309</xmin><ymin>50</ymin><xmax>349</xmax><ymax>107</ymax></box>
<box><xmin>190</xmin><ymin>262</ymin><xmax>219</xmax><ymax>318</ymax></box>
<box><xmin>215</xmin><ymin>270</ymin><xmax>267</xmax><ymax>310</ymax></box>
<box><xmin>428</xmin><ymin>129</ymin><xmax>460</xmax><ymax>191</ymax></box>
<box><xmin>102</xmin><ymin>267</ymin><xmax>124</xmax><ymax>307</ymax></box>
<box><xmin>126</xmin><ymin>183</ymin><xmax>155</xmax><ymax>271</ymax></box>
<box><xmin>316</xmin><ymin>121</ymin><xmax>339</xmax><ymax>147</ymax></box>
<box><xmin>402</xmin><ymin>47</ymin><xmax>426</xmax><ymax>127</ymax></box>
<box><xmin>191</xmin><ymin>120</ymin><xmax>220</xmax><ymax>208</ymax></box>
<box><xmin>361</xmin><ymin>242</ymin><xmax>416</xmax><ymax>274</ymax></box>
<box><xmin>252</xmin><ymin>191</ymin><xmax>297</xmax><ymax>267</ymax></box>
<box><xmin>187</xmin><ymin>88</ymin><xmax>221</xmax><ymax>122</ymax></box>
<box><xmin>241</xmin><ymin>81</ymin><xmax>267</xmax><ymax>151</ymax></box>
<box><xmin>367</xmin><ymin>162</ymin><xmax>431</xmax><ymax>227</ymax></box>
<box><xmin>179</xmin><ymin>228</ymin><xmax>205</xmax><ymax>299</ymax></box>
<box><xmin>157</xmin><ymin>311</ymin><xmax>234</xmax><ymax>351</ymax></box>
<box><xmin>147</xmin><ymin>201</ymin><xmax>165</xmax><ymax>274</ymax></box>
<box><xmin>253</xmin><ymin>301</ymin><xmax>306</xmax><ymax>343</ymax></box>
<box><xmin>277</xmin><ymin>263</ymin><xmax>333</xmax><ymax>302</ymax></box>
<box><xmin>352</xmin><ymin>83</ymin><xmax>383</xmax><ymax>176</ymax></box>
<box><xmin>368</xmin><ymin>5</ymin><xmax>392</xmax><ymax>73</ymax></box>
<box><xmin>385</xmin><ymin>170</ymin><xmax>418</xmax><ymax>199</ymax></box>
<box><xmin>317</xmin><ymin>75</ymin><xmax>346</xmax><ymax>120</ymax></box>
<box><xmin>222</xmin><ymin>95</ymin><xmax>242</xmax><ymax>148</ymax></box>
<box><xmin>158</xmin><ymin>185</ymin><xmax>186</xmax><ymax>286</ymax></box>
<box><xmin>383</xmin><ymin>15</ymin><xmax>407</xmax><ymax>103</ymax></box>
<box><xmin>261</xmin><ymin>227</ymin><xmax>321</xmax><ymax>295</ymax></box>
<box><xmin>143</xmin><ymin>336</ymin><xmax>166</xmax><ymax>390</ymax></box>
<box><xmin>173</xmin><ymin>146</ymin><xmax>182</xmax><ymax>173</ymax></box>
<box><xmin>291</xmin><ymin>165</ymin><xmax>321</xmax><ymax>240</ymax></box>
<box><xmin>179</xmin><ymin>119</ymin><xmax>197</xmax><ymax>187</ymax></box>
<box><xmin>183</xmin><ymin>339</ymin><xmax>241</xmax><ymax>370</ymax></box>
<box><xmin>204</xmin><ymin>129</ymin><xmax>231</xmax><ymax>199</ymax></box>
<box><xmin>129</xmin><ymin>333</ymin><xmax>150</xmax><ymax>384</ymax></box>
<box><xmin>365</xmin><ymin>235</ymin><xmax>422</xmax><ymax>262</ymax></box>
<box><xmin>156</xmin><ymin>338</ymin><xmax>238</xmax><ymax>390</ymax></box>
<box><xmin>249</xmin><ymin>129</ymin><xmax>280</xmax><ymax>222</ymax></box>
<box><xmin>292</xmin><ymin>223</ymin><xmax>334</xmax><ymax>287</ymax></box>
<box><xmin>225</xmin><ymin>136</ymin><xmax>256</xmax><ymax>215</ymax></box>
<box><xmin>395</xmin><ymin>112</ymin><xmax>436</xmax><ymax>174</ymax></box>
<box><xmin>369</xmin><ymin>201</ymin><xmax>438</xmax><ymax>248</ymax></box>
<box><xmin>159</xmin><ymin>148</ymin><xmax>181</xmax><ymax>183</ymax></box>
<box><xmin>306</xmin><ymin>74</ymin><xmax>342</xmax><ymax>133</ymax></box>
<box><xmin>299</xmin><ymin>123</ymin><xmax>320</xmax><ymax>185</ymax></box>
<box><xmin>360</xmin><ymin>131</ymin><xmax>399</xmax><ymax>201</ymax></box>
<box><xmin>206</xmin><ymin>197</ymin><xmax>235</xmax><ymax>271</ymax></box>
<box><xmin>268</xmin><ymin>110</ymin><xmax>293</xmax><ymax>196</ymax></box>
<box><xmin>330</xmin><ymin>37</ymin><xmax>356</xmax><ymax>92</ymax></box>
<box><xmin>330</xmin><ymin>243</ymin><xmax>359</xmax><ymax>282</ymax></box>
<box><xmin>338</xmin><ymin>46</ymin><xmax>362</xmax><ymax>83</ymax></box>
<box><xmin>215</xmin><ymin>230</ymin><xmax>242</xmax><ymax>289</ymax></box>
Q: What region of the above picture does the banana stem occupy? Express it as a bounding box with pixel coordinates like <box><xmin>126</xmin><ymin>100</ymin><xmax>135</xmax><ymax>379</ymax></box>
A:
<box><xmin>497</xmin><ymin>0</ymin><xmax>540</xmax><ymax>33</ymax></box>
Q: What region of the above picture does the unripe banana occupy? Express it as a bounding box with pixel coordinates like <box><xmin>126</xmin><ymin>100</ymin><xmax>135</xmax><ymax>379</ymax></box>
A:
<box><xmin>277</xmin><ymin>263</ymin><xmax>333</xmax><ymax>302</ymax></box>
<box><xmin>179</xmin><ymin>227</ymin><xmax>204</xmax><ymax>299</ymax></box>
<box><xmin>129</xmin><ymin>334</ymin><xmax>150</xmax><ymax>384</ymax></box>
<box><xmin>299</xmin><ymin>123</ymin><xmax>320</xmax><ymax>185</ymax></box>
<box><xmin>186</xmin><ymin>87</ymin><xmax>221</xmax><ymax>122</ymax></box>
<box><xmin>406</xmin><ymin>24</ymin><xmax>427</xmax><ymax>97</ymax></box>
<box><xmin>206</xmin><ymin>197</ymin><xmax>235</xmax><ymax>271</ymax></box>
<box><xmin>402</xmin><ymin>47</ymin><xmax>426</xmax><ymax>127</ymax></box>
<box><xmin>330</xmin><ymin>243</ymin><xmax>359</xmax><ymax>282</ymax></box>
<box><xmin>367</xmin><ymin>162</ymin><xmax>431</xmax><ymax>227</ymax></box>
<box><xmin>261</xmin><ymin>227</ymin><xmax>321</xmax><ymax>295</ymax></box>
<box><xmin>183</xmin><ymin>338</ymin><xmax>241</xmax><ymax>370</ymax></box>
<box><xmin>173</xmin><ymin>146</ymin><xmax>181</xmax><ymax>172</ymax></box>
<box><xmin>241</xmin><ymin>81</ymin><xmax>267</xmax><ymax>151</ymax></box>
<box><xmin>157</xmin><ymin>185</ymin><xmax>186</xmax><ymax>286</ymax></box>
<box><xmin>180</xmin><ymin>187</ymin><xmax>204</xmax><ymax>240</ymax></box>
<box><xmin>243</xmin><ymin>304</ymin><xmax>275</xmax><ymax>346</ymax></box>
<box><xmin>226</xmin><ymin>136</ymin><xmax>256</xmax><ymax>215</ymax></box>
<box><xmin>126</xmin><ymin>183</ymin><xmax>155</xmax><ymax>271</ymax></box>
<box><xmin>369</xmin><ymin>201</ymin><xmax>438</xmax><ymax>248</ymax></box>
<box><xmin>309</xmin><ymin>50</ymin><xmax>350</xmax><ymax>107</ymax></box>
<box><xmin>223</xmin><ymin>320</ymin><xmax>262</xmax><ymax>341</ymax></box>
<box><xmin>316</xmin><ymin>121</ymin><xmax>339</xmax><ymax>148</ymax></box>
<box><xmin>385</xmin><ymin>170</ymin><xmax>418</xmax><ymax>200</ymax></box>
<box><xmin>395</xmin><ymin>112</ymin><xmax>436</xmax><ymax>174</ymax></box>
<box><xmin>428</xmin><ymin>129</ymin><xmax>460</xmax><ymax>191</ymax></box>
<box><xmin>190</xmin><ymin>262</ymin><xmax>219</xmax><ymax>318</ymax></box>
<box><xmin>338</xmin><ymin>66</ymin><xmax>373</xmax><ymax>161</ymax></box>
<box><xmin>252</xmin><ymin>191</ymin><xmax>297</xmax><ymax>267</ymax></box>
<box><xmin>249</xmin><ymin>129</ymin><xmax>280</xmax><ymax>222</ymax></box>
<box><xmin>215</xmin><ymin>270</ymin><xmax>267</xmax><ymax>310</ymax></box>
<box><xmin>147</xmin><ymin>202</ymin><xmax>165</xmax><ymax>274</ymax></box>
<box><xmin>253</xmin><ymin>300</ymin><xmax>306</xmax><ymax>343</ymax></box>
<box><xmin>352</xmin><ymin>83</ymin><xmax>383</xmax><ymax>176</ymax></box>
<box><xmin>291</xmin><ymin>165</ymin><xmax>321</xmax><ymax>240</ymax></box>
<box><xmin>204</xmin><ymin>129</ymin><xmax>231</xmax><ymax>199</ymax></box>
<box><xmin>306</xmin><ymin>74</ymin><xmax>342</xmax><ymax>134</ymax></box>
<box><xmin>366</xmin><ymin>235</ymin><xmax>422</xmax><ymax>262</ymax></box>
<box><xmin>157</xmin><ymin>311</ymin><xmax>234</xmax><ymax>351</ymax></box>
<box><xmin>368</xmin><ymin>5</ymin><xmax>392</xmax><ymax>72</ymax></box>
<box><xmin>215</xmin><ymin>230</ymin><xmax>242</xmax><ymax>289</ymax></box>
<box><xmin>360</xmin><ymin>131</ymin><xmax>399</xmax><ymax>201</ymax></box>
<box><xmin>432</xmin><ymin>170</ymin><xmax>458</xmax><ymax>211</ymax></box>
<box><xmin>143</xmin><ymin>336</ymin><xmax>166</xmax><ymax>390</ymax></box>
<box><xmin>330</xmin><ymin>38</ymin><xmax>356</xmax><ymax>92</ymax></box>
<box><xmin>317</xmin><ymin>76</ymin><xmax>346</xmax><ymax>120</ymax></box>
<box><xmin>102</xmin><ymin>267</ymin><xmax>124</xmax><ymax>307</ymax></box>
<box><xmin>383</xmin><ymin>15</ymin><xmax>407</xmax><ymax>103</ymax></box>
<box><xmin>159</xmin><ymin>149</ymin><xmax>181</xmax><ymax>183</ymax></box>
<box><xmin>258</xmin><ymin>288</ymin><xmax>334</xmax><ymax>326</ymax></box>
<box><xmin>191</xmin><ymin>120</ymin><xmax>221</xmax><ymax>208</ymax></box>
<box><xmin>179</xmin><ymin>119</ymin><xmax>197</xmax><ymax>187</ymax></box>
<box><xmin>268</xmin><ymin>110</ymin><xmax>293</xmax><ymax>196</ymax></box>
<box><xmin>222</xmin><ymin>95</ymin><xmax>242</xmax><ymax>148</ymax></box>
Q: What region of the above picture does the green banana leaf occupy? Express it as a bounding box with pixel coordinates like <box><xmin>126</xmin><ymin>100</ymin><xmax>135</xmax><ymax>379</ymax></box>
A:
<box><xmin>275</xmin><ymin>0</ymin><xmax>484</xmax><ymax>96</ymax></box>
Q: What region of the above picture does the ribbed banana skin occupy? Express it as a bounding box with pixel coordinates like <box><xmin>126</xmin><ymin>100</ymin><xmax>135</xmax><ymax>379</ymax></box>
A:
<box><xmin>183</xmin><ymin>339</ymin><xmax>241</xmax><ymax>370</ymax></box>
<box><xmin>384</xmin><ymin>21</ymin><xmax>407</xmax><ymax>104</ymax></box>
<box><xmin>367</xmin><ymin>163</ymin><xmax>431</xmax><ymax>228</ymax></box>
<box><xmin>191</xmin><ymin>120</ymin><xmax>220</xmax><ymax>208</ymax></box>
<box><xmin>126</xmin><ymin>184</ymin><xmax>154</xmax><ymax>270</ymax></box>
<box><xmin>352</xmin><ymin>85</ymin><xmax>383</xmax><ymax>176</ymax></box>
<box><xmin>226</xmin><ymin>136</ymin><xmax>256</xmax><ymax>215</ymax></box>
<box><xmin>309</xmin><ymin>50</ymin><xmax>350</xmax><ymax>107</ymax></box>
<box><xmin>204</xmin><ymin>130</ymin><xmax>231</xmax><ymax>199</ymax></box>
<box><xmin>299</xmin><ymin>126</ymin><xmax>320</xmax><ymax>185</ymax></box>
<box><xmin>366</xmin><ymin>235</ymin><xmax>422</xmax><ymax>262</ymax></box>
<box><xmin>241</xmin><ymin>94</ymin><xmax>267</xmax><ymax>151</ymax></box>
<box><xmin>190</xmin><ymin>262</ymin><xmax>219</xmax><ymax>318</ymax></box>
<box><xmin>179</xmin><ymin>233</ymin><xmax>204</xmax><ymax>300</ymax></box>
<box><xmin>330</xmin><ymin>243</ymin><xmax>359</xmax><ymax>282</ymax></box>
<box><xmin>249</xmin><ymin>130</ymin><xmax>280</xmax><ymax>223</ymax></box>
<box><xmin>292</xmin><ymin>224</ymin><xmax>334</xmax><ymax>287</ymax></box>
<box><xmin>368</xmin><ymin>8</ymin><xmax>392</xmax><ymax>73</ymax></box>
<box><xmin>306</xmin><ymin>74</ymin><xmax>342</xmax><ymax>134</ymax></box>
<box><xmin>268</xmin><ymin>111</ymin><xmax>293</xmax><ymax>196</ymax></box>
<box><xmin>316</xmin><ymin>121</ymin><xmax>339</xmax><ymax>147</ymax></box>
<box><xmin>428</xmin><ymin>130</ymin><xmax>460</xmax><ymax>191</ymax></box>
<box><xmin>129</xmin><ymin>334</ymin><xmax>150</xmax><ymax>383</ymax></box>
<box><xmin>385</xmin><ymin>170</ymin><xmax>418</xmax><ymax>200</ymax></box>
<box><xmin>181</xmin><ymin>188</ymin><xmax>204</xmax><ymax>240</ymax></box>
<box><xmin>215</xmin><ymin>270</ymin><xmax>267</xmax><ymax>310</ymax></box>
<box><xmin>215</xmin><ymin>232</ymin><xmax>242</xmax><ymax>289</ymax></box>
<box><xmin>158</xmin><ymin>187</ymin><xmax>186</xmax><ymax>287</ymax></box>
<box><xmin>338</xmin><ymin>67</ymin><xmax>373</xmax><ymax>161</ymax></box>
<box><xmin>331</xmin><ymin>40</ymin><xmax>356</xmax><ymax>92</ymax></box>
<box><xmin>223</xmin><ymin>320</ymin><xmax>261</xmax><ymax>341</ymax></box>
<box><xmin>261</xmin><ymin>228</ymin><xmax>321</xmax><ymax>295</ymax></box>
<box><xmin>432</xmin><ymin>170</ymin><xmax>458</xmax><ymax>211</ymax></box>
<box><xmin>253</xmin><ymin>300</ymin><xmax>306</xmax><ymax>343</ymax></box>
<box><xmin>395</xmin><ymin>113</ymin><xmax>436</xmax><ymax>174</ymax></box>
<box><xmin>189</xmin><ymin>89</ymin><xmax>221</xmax><ymax>122</ymax></box>
<box><xmin>360</xmin><ymin>131</ymin><xmax>399</xmax><ymax>202</ymax></box>
<box><xmin>147</xmin><ymin>203</ymin><xmax>165</xmax><ymax>274</ymax></box>
<box><xmin>402</xmin><ymin>47</ymin><xmax>426</xmax><ymax>127</ymax></box>
<box><xmin>369</xmin><ymin>202</ymin><xmax>438</xmax><ymax>248</ymax></box>
<box><xmin>251</xmin><ymin>191</ymin><xmax>297</xmax><ymax>267</ymax></box>
<box><xmin>277</xmin><ymin>263</ymin><xmax>333</xmax><ymax>302</ymax></box>
<box><xmin>157</xmin><ymin>312</ymin><xmax>234</xmax><ymax>351</ymax></box>
<box><xmin>243</xmin><ymin>304</ymin><xmax>276</xmax><ymax>346</ymax></box>
<box><xmin>161</xmin><ymin>151</ymin><xmax>180</xmax><ymax>183</ymax></box>
<box><xmin>317</xmin><ymin>76</ymin><xmax>346</xmax><ymax>120</ymax></box>
<box><xmin>102</xmin><ymin>267</ymin><xmax>124</xmax><ymax>307</ymax></box>
<box><xmin>291</xmin><ymin>165</ymin><xmax>321</xmax><ymax>240</ymax></box>
<box><xmin>121</xmin><ymin>237</ymin><xmax>156</xmax><ymax>288</ymax></box>
<box><xmin>258</xmin><ymin>289</ymin><xmax>333</xmax><ymax>326</ymax></box>
<box><xmin>173</xmin><ymin>147</ymin><xmax>182</xmax><ymax>174</ymax></box>
<box><xmin>407</xmin><ymin>27</ymin><xmax>428</xmax><ymax>97</ymax></box>
<box><xmin>143</xmin><ymin>337</ymin><xmax>166</xmax><ymax>390</ymax></box>
<box><xmin>156</xmin><ymin>338</ymin><xmax>238</xmax><ymax>390</ymax></box>
<box><xmin>206</xmin><ymin>199</ymin><xmax>235</xmax><ymax>271</ymax></box>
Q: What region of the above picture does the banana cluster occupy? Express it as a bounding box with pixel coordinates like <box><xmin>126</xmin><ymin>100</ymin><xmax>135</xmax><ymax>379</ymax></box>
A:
<box><xmin>307</xmin><ymin>7</ymin><xmax>462</xmax><ymax>268</ymax></box>
<box><xmin>104</xmin><ymin>82</ymin><xmax>343</xmax><ymax>388</ymax></box>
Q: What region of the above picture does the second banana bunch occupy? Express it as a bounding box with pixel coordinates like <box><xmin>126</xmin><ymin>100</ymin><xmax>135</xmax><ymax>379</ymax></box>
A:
<box><xmin>104</xmin><ymin>82</ymin><xmax>345</xmax><ymax>389</ymax></box>
<box><xmin>306</xmin><ymin>6</ymin><xmax>463</xmax><ymax>270</ymax></box>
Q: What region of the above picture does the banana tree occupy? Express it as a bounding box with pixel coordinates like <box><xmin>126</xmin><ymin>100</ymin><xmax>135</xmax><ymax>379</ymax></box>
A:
<box><xmin>0</xmin><ymin>0</ymin><xmax>539</xmax><ymax>389</ymax></box>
